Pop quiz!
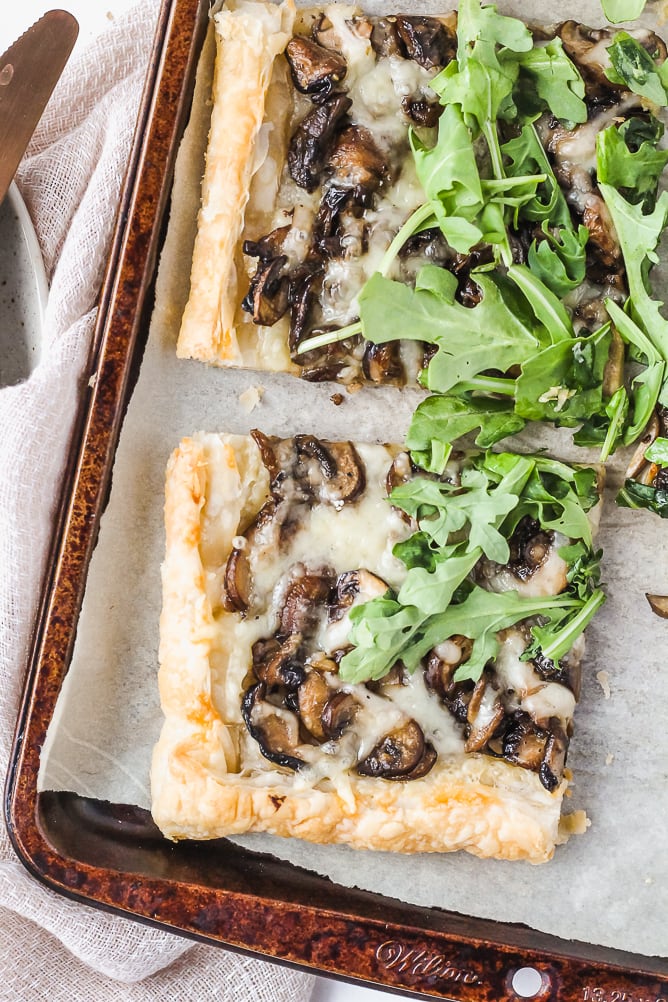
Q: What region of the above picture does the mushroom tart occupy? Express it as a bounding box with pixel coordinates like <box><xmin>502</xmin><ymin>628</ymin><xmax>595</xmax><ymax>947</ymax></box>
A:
<box><xmin>175</xmin><ymin>0</ymin><xmax>668</xmax><ymax>453</ymax></box>
<box><xmin>151</xmin><ymin>431</ymin><xmax>603</xmax><ymax>861</ymax></box>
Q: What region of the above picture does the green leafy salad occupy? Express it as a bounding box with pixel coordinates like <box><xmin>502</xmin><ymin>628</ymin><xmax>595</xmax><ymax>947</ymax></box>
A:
<box><xmin>338</xmin><ymin>449</ymin><xmax>603</xmax><ymax>687</ymax></box>
<box><xmin>298</xmin><ymin>0</ymin><xmax>668</xmax><ymax>516</ymax></box>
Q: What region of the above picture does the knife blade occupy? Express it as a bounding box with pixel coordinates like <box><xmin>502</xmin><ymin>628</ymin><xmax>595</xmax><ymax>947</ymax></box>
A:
<box><xmin>0</xmin><ymin>10</ymin><xmax>79</xmax><ymax>205</ymax></box>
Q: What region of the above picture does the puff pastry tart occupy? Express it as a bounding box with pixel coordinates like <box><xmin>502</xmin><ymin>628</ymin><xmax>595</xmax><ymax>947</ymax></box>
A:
<box><xmin>177</xmin><ymin>0</ymin><xmax>665</xmax><ymax>398</ymax></box>
<box><xmin>151</xmin><ymin>431</ymin><xmax>603</xmax><ymax>861</ymax></box>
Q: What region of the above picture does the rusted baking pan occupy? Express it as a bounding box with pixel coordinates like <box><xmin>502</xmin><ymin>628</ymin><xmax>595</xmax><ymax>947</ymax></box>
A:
<box><xmin>5</xmin><ymin>0</ymin><xmax>668</xmax><ymax>998</ymax></box>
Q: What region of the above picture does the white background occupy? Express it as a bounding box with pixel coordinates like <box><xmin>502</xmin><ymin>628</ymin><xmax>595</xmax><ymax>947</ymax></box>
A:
<box><xmin>0</xmin><ymin>2</ymin><xmax>403</xmax><ymax>999</ymax></box>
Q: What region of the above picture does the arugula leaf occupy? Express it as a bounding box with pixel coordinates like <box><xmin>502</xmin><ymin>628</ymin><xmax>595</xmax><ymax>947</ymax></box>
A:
<box><xmin>598</xmin><ymin>185</ymin><xmax>668</xmax><ymax>386</ymax></box>
<box><xmin>501</xmin><ymin>125</ymin><xmax>572</xmax><ymax>227</ymax></box>
<box><xmin>617</xmin><ymin>478</ymin><xmax>668</xmax><ymax>516</ymax></box>
<box><xmin>601</xmin><ymin>0</ymin><xmax>647</xmax><ymax>23</ymax></box>
<box><xmin>606</xmin><ymin>32</ymin><xmax>668</xmax><ymax>106</ymax></box>
<box><xmin>515</xmin><ymin>38</ymin><xmax>587</xmax><ymax>124</ymax></box>
<box><xmin>645</xmin><ymin>436</ymin><xmax>668</xmax><ymax>463</ymax></box>
<box><xmin>526</xmin><ymin>224</ymin><xmax>589</xmax><ymax>298</ymax></box>
<box><xmin>409</xmin><ymin>104</ymin><xmax>485</xmax><ymax>253</ymax></box>
<box><xmin>398</xmin><ymin>551</ymin><xmax>482</xmax><ymax>616</ymax></box>
<box><xmin>520</xmin><ymin>589</ymin><xmax>606</xmax><ymax>665</ymax></box>
<box><xmin>358</xmin><ymin>269</ymin><xmax>540</xmax><ymax>395</ymax></box>
<box><xmin>597</xmin><ymin>120</ymin><xmax>668</xmax><ymax>211</ymax></box>
<box><xmin>514</xmin><ymin>326</ymin><xmax>612</xmax><ymax>426</ymax></box>
<box><xmin>507</xmin><ymin>262</ymin><xmax>574</xmax><ymax>341</ymax></box>
<box><xmin>388</xmin><ymin>468</ymin><xmax>522</xmax><ymax>561</ymax></box>
<box><xmin>339</xmin><ymin>598</ymin><xmax>425</xmax><ymax>683</ymax></box>
<box><xmin>405</xmin><ymin>394</ymin><xmax>526</xmax><ymax>462</ymax></box>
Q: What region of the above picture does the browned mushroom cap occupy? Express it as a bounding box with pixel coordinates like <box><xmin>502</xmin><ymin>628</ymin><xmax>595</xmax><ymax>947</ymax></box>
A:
<box><xmin>295</xmin><ymin>435</ymin><xmax>366</xmax><ymax>505</ymax></box>
<box><xmin>285</xmin><ymin>36</ymin><xmax>347</xmax><ymax>101</ymax></box>
<box><xmin>385</xmin><ymin>450</ymin><xmax>413</xmax><ymax>495</ymax></box>
<box><xmin>539</xmin><ymin>720</ymin><xmax>568</xmax><ymax>791</ymax></box>
<box><xmin>507</xmin><ymin>517</ymin><xmax>553</xmax><ymax>582</ymax></box>
<box><xmin>222</xmin><ymin>546</ymin><xmax>251</xmax><ymax>613</ymax></box>
<box><xmin>252</xmin><ymin>634</ymin><xmax>305</xmax><ymax>690</ymax></box>
<box><xmin>241</xmin><ymin>682</ymin><xmax>304</xmax><ymax>771</ymax></box>
<box><xmin>297</xmin><ymin>671</ymin><xmax>332</xmax><ymax>741</ymax></box>
<box><xmin>502</xmin><ymin>713</ymin><xmax>548</xmax><ymax>771</ymax></box>
<box><xmin>242</xmin><ymin>256</ymin><xmax>290</xmax><ymax>326</ymax></box>
<box><xmin>363</xmin><ymin>341</ymin><xmax>404</xmax><ymax>384</ymax></box>
<box><xmin>250</xmin><ymin>429</ymin><xmax>281</xmax><ymax>484</ymax></box>
<box><xmin>557</xmin><ymin>22</ymin><xmax>620</xmax><ymax>103</ymax></box>
<box><xmin>532</xmin><ymin>649</ymin><xmax>582</xmax><ymax>700</ymax></box>
<box><xmin>279</xmin><ymin>569</ymin><xmax>333</xmax><ymax>637</ymax></box>
<box><xmin>322</xmin><ymin>691</ymin><xmax>358</xmax><ymax>739</ymax></box>
<box><xmin>328</xmin><ymin>125</ymin><xmax>386</xmax><ymax>200</ymax></box>
<box><xmin>423</xmin><ymin>638</ymin><xmax>474</xmax><ymax>699</ymax></box>
<box><xmin>288</xmin><ymin>93</ymin><xmax>352</xmax><ymax>192</ymax></box>
<box><xmin>288</xmin><ymin>263</ymin><xmax>324</xmax><ymax>356</ymax></box>
<box><xmin>330</xmin><ymin>569</ymin><xmax>389</xmax><ymax>620</ymax></box>
<box><xmin>401</xmin><ymin>96</ymin><xmax>442</xmax><ymax>128</ymax></box>
<box><xmin>357</xmin><ymin>719</ymin><xmax>426</xmax><ymax>778</ymax></box>
<box><xmin>243</xmin><ymin>225</ymin><xmax>290</xmax><ymax>262</ymax></box>
<box><xmin>464</xmin><ymin>675</ymin><xmax>505</xmax><ymax>753</ymax></box>
<box><xmin>394</xmin><ymin>15</ymin><xmax>456</xmax><ymax>69</ymax></box>
<box><xmin>369</xmin><ymin>17</ymin><xmax>404</xmax><ymax>57</ymax></box>
<box><xmin>395</xmin><ymin>741</ymin><xmax>437</xmax><ymax>781</ymax></box>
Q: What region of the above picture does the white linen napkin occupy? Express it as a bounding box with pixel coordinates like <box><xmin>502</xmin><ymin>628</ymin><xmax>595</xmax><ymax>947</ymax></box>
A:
<box><xmin>0</xmin><ymin>2</ymin><xmax>315</xmax><ymax>997</ymax></box>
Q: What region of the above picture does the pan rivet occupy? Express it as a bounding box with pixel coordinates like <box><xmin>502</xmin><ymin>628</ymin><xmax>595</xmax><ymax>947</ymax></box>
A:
<box><xmin>0</xmin><ymin>64</ymin><xmax>13</xmax><ymax>86</ymax></box>
<box><xmin>510</xmin><ymin>967</ymin><xmax>545</xmax><ymax>998</ymax></box>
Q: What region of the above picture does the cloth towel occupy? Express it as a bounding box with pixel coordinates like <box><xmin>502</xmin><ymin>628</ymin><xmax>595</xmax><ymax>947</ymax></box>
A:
<box><xmin>0</xmin><ymin>2</ymin><xmax>315</xmax><ymax>998</ymax></box>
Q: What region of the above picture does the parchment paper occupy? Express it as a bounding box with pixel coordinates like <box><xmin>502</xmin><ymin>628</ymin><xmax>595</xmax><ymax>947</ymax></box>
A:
<box><xmin>39</xmin><ymin>0</ymin><xmax>668</xmax><ymax>960</ymax></box>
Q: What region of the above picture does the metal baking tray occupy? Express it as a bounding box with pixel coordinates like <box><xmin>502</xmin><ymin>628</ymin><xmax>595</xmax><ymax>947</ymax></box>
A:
<box><xmin>5</xmin><ymin>0</ymin><xmax>668</xmax><ymax>997</ymax></box>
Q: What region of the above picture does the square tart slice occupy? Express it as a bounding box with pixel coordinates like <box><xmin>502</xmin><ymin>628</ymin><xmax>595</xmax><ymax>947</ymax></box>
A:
<box><xmin>151</xmin><ymin>432</ymin><xmax>600</xmax><ymax>862</ymax></box>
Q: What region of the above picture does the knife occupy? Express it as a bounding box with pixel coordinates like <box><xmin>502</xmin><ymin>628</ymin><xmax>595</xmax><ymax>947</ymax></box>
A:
<box><xmin>0</xmin><ymin>10</ymin><xmax>79</xmax><ymax>205</ymax></box>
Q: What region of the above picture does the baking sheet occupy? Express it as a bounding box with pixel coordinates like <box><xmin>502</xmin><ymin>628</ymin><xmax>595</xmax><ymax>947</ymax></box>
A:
<box><xmin>39</xmin><ymin>0</ymin><xmax>668</xmax><ymax>960</ymax></box>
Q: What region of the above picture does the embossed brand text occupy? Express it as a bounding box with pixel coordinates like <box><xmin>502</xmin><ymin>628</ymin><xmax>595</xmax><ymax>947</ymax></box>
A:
<box><xmin>376</xmin><ymin>941</ymin><xmax>481</xmax><ymax>985</ymax></box>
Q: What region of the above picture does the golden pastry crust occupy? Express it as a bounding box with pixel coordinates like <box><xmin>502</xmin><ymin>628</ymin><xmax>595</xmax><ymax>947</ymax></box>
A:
<box><xmin>151</xmin><ymin>432</ymin><xmax>573</xmax><ymax>863</ymax></box>
<box><xmin>177</xmin><ymin>0</ymin><xmax>296</xmax><ymax>364</ymax></box>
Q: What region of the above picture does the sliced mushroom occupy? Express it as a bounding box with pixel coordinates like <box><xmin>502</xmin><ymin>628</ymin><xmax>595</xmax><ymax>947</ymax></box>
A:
<box><xmin>365</xmin><ymin>661</ymin><xmax>407</xmax><ymax>693</ymax></box>
<box><xmin>646</xmin><ymin>594</ymin><xmax>668</xmax><ymax>619</ymax></box>
<box><xmin>242</xmin><ymin>255</ymin><xmax>290</xmax><ymax>326</ymax></box>
<box><xmin>288</xmin><ymin>263</ymin><xmax>324</xmax><ymax>355</ymax></box>
<box><xmin>394</xmin><ymin>15</ymin><xmax>455</xmax><ymax>70</ymax></box>
<box><xmin>250</xmin><ymin>429</ymin><xmax>281</xmax><ymax>485</ymax></box>
<box><xmin>242</xmin><ymin>682</ymin><xmax>304</xmax><ymax>771</ymax></box>
<box><xmin>222</xmin><ymin>547</ymin><xmax>251</xmax><ymax>613</ymax></box>
<box><xmin>401</xmin><ymin>96</ymin><xmax>442</xmax><ymax>128</ymax></box>
<box><xmin>357</xmin><ymin>719</ymin><xmax>426</xmax><ymax>778</ymax></box>
<box><xmin>625</xmin><ymin>411</ymin><xmax>660</xmax><ymax>481</ymax></box>
<box><xmin>464</xmin><ymin>675</ymin><xmax>505</xmax><ymax>753</ymax></box>
<box><xmin>424</xmin><ymin>637</ymin><xmax>474</xmax><ymax>699</ymax></box>
<box><xmin>539</xmin><ymin>721</ymin><xmax>568</xmax><ymax>792</ymax></box>
<box><xmin>532</xmin><ymin>649</ymin><xmax>581</xmax><ymax>699</ymax></box>
<box><xmin>328</xmin><ymin>125</ymin><xmax>386</xmax><ymax>201</ymax></box>
<box><xmin>279</xmin><ymin>568</ymin><xmax>333</xmax><ymax>637</ymax></box>
<box><xmin>558</xmin><ymin>22</ymin><xmax>667</xmax><ymax>105</ymax></box>
<box><xmin>363</xmin><ymin>341</ymin><xmax>404</xmax><ymax>384</ymax></box>
<box><xmin>330</xmin><ymin>569</ymin><xmax>389</xmax><ymax>620</ymax></box>
<box><xmin>502</xmin><ymin>713</ymin><xmax>548</xmax><ymax>771</ymax></box>
<box><xmin>369</xmin><ymin>17</ymin><xmax>404</xmax><ymax>57</ymax></box>
<box><xmin>385</xmin><ymin>450</ymin><xmax>413</xmax><ymax>495</ymax></box>
<box><xmin>394</xmin><ymin>741</ymin><xmax>437</xmax><ymax>781</ymax></box>
<box><xmin>252</xmin><ymin>634</ymin><xmax>305</xmax><ymax>690</ymax></box>
<box><xmin>557</xmin><ymin>22</ymin><xmax>620</xmax><ymax>104</ymax></box>
<box><xmin>243</xmin><ymin>224</ymin><xmax>290</xmax><ymax>262</ymax></box>
<box><xmin>295</xmin><ymin>435</ymin><xmax>366</xmax><ymax>506</ymax></box>
<box><xmin>285</xmin><ymin>35</ymin><xmax>347</xmax><ymax>101</ymax></box>
<box><xmin>297</xmin><ymin>670</ymin><xmax>333</xmax><ymax>741</ymax></box>
<box><xmin>508</xmin><ymin>517</ymin><xmax>553</xmax><ymax>582</ymax></box>
<box><xmin>288</xmin><ymin>93</ymin><xmax>352</xmax><ymax>192</ymax></box>
<box><xmin>322</xmin><ymin>691</ymin><xmax>358</xmax><ymax>738</ymax></box>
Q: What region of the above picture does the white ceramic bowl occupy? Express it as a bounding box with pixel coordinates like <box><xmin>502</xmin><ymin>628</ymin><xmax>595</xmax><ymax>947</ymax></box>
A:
<box><xmin>0</xmin><ymin>182</ymin><xmax>48</xmax><ymax>388</ymax></box>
